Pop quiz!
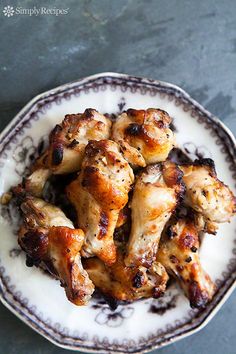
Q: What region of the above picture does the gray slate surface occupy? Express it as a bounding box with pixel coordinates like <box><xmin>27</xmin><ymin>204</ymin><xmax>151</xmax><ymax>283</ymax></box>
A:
<box><xmin>0</xmin><ymin>0</ymin><xmax>235</xmax><ymax>353</ymax></box>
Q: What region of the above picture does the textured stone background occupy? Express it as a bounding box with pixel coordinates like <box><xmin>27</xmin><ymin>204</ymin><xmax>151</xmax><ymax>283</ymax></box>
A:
<box><xmin>0</xmin><ymin>0</ymin><xmax>235</xmax><ymax>353</ymax></box>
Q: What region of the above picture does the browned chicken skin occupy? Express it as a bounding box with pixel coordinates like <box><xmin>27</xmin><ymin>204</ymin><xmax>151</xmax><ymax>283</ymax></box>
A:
<box><xmin>180</xmin><ymin>159</ymin><xmax>236</xmax><ymax>234</ymax></box>
<box><xmin>7</xmin><ymin>107</ymin><xmax>236</xmax><ymax>309</ymax></box>
<box><xmin>111</xmin><ymin>108</ymin><xmax>175</xmax><ymax>167</ymax></box>
<box><xmin>25</xmin><ymin>109</ymin><xmax>111</xmax><ymax>196</ymax></box>
<box><xmin>67</xmin><ymin>139</ymin><xmax>134</xmax><ymax>265</ymax></box>
<box><xmin>125</xmin><ymin>161</ymin><xmax>184</xmax><ymax>268</ymax></box>
<box><xmin>157</xmin><ymin>217</ymin><xmax>215</xmax><ymax>308</ymax></box>
<box><xmin>18</xmin><ymin>197</ymin><xmax>94</xmax><ymax>305</ymax></box>
<box><xmin>84</xmin><ymin>249</ymin><xmax>168</xmax><ymax>301</ymax></box>
<box><xmin>37</xmin><ymin>109</ymin><xmax>112</xmax><ymax>174</ymax></box>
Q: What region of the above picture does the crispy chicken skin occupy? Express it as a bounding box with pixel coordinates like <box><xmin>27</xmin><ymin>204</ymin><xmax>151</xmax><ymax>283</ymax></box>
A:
<box><xmin>25</xmin><ymin>109</ymin><xmax>111</xmax><ymax>196</ymax></box>
<box><xmin>84</xmin><ymin>250</ymin><xmax>168</xmax><ymax>301</ymax></box>
<box><xmin>18</xmin><ymin>197</ymin><xmax>94</xmax><ymax>305</ymax></box>
<box><xmin>67</xmin><ymin>139</ymin><xmax>134</xmax><ymax>265</ymax></box>
<box><xmin>111</xmin><ymin>108</ymin><xmax>175</xmax><ymax>167</ymax></box>
<box><xmin>157</xmin><ymin>218</ymin><xmax>215</xmax><ymax>308</ymax></box>
<box><xmin>180</xmin><ymin>159</ymin><xmax>236</xmax><ymax>233</ymax></box>
<box><xmin>8</xmin><ymin>105</ymin><xmax>236</xmax><ymax>309</ymax></box>
<box><xmin>125</xmin><ymin>161</ymin><xmax>184</xmax><ymax>268</ymax></box>
<box><xmin>36</xmin><ymin>109</ymin><xmax>112</xmax><ymax>174</ymax></box>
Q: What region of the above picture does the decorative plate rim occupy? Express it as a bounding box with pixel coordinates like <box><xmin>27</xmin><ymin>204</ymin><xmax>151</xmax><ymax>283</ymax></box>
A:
<box><xmin>0</xmin><ymin>72</ymin><xmax>235</xmax><ymax>353</ymax></box>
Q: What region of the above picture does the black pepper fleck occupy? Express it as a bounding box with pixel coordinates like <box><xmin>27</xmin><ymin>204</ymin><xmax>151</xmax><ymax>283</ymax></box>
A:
<box><xmin>191</xmin><ymin>246</ymin><xmax>198</xmax><ymax>253</ymax></box>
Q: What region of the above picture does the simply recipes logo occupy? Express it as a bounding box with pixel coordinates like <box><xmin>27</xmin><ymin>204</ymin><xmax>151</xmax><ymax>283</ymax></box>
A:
<box><xmin>3</xmin><ymin>5</ymin><xmax>14</xmax><ymax>17</ymax></box>
<box><xmin>3</xmin><ymin>5</ymin><xmax>69</xmax><ymax>17</ymax></box>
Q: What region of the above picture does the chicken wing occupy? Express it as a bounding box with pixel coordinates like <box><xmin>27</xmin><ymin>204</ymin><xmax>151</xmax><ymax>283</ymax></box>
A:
<box><xmin>180</xmin><ymin>159</ymin><xmax>236</xmax><ymax>233</ymax></box>
<box><xmin>25</xmin><ymin>109</ymin><xmax>112</xmax><ymax>196</ymax></box>
<box><xmin>84</xmin><ymin>250</ymin><xmax>168</xmax><ymax>301</ymax></box>
<box><xmin>66</xmin><ymin>139</ymin><xmax>134</xmax><ymax>265</ymax></box>
<box><xmin>111</xmin><ymin>108</ymin><xmax>175</xmax><ymax>167</ymax></box>
<box><xmin>125</xmin><ymin>161</ymin><xmax>184</xmax><ymax>268</ymax></box>
<box><xmin>18</xmin><ymin>197</ymin><xmax>94</xmax><ymax>305</ymax></box>
<box><xmin>157</xmin><ymin>217</ymin><xmax>215</xmax><ymax>308</ymax></box>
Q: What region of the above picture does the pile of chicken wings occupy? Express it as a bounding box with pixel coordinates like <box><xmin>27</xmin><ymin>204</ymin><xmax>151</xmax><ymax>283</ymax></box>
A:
<box><xmin>11</xmin><ymin>108</ymin><xmax>236</xmax><ymax>309</ymax></box>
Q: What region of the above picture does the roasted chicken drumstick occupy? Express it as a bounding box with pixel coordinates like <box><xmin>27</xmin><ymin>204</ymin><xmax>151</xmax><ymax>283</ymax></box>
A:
<box><xmin>84</xmin><ymin>249</ymin><xmax>168</xmax><ymax>301</ymax></box>
<box><xmin>125</xmin><ymin>161</ymin><xmax>184</xmax><ymax>268</ymax></box>
<box><xmin>111</xmin><ymin>108</ymin><xmax>175</xmax><ymax>167</ymax></box>
<box><xmin>67</xmin><ymin>139</ymin><xmax>134</xmax><ymax>265</ymax></box>
<box><xmin>180</xmin><ymin>159</ymin><xmax>236</xmax><ymax>234</ymax></box>
<box><xmin>25</xmin><ymin>109</ymin><xmax>112</xmax><ymax>196</ymax></box>
<box><xmin>157</xmin><ymin>217</ymin><xmax>215</xmax><ymax>308</ymax></box>
<box><xmin>18</xmin><ymin>197</ymin><xmax>94</xmax><ymax>305</ymax></box>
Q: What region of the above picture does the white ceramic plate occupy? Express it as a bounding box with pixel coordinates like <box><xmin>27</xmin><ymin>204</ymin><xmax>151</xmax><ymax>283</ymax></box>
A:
<box><xmin>0</xmin><ymin>73</ymin><xmax>235</xmax><ymax>353</ymax></box>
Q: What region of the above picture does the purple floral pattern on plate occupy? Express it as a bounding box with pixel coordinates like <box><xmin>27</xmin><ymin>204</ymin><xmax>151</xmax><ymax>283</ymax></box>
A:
<box><xmin>95</xmin><ymin>306</ymin><xmax>134</xmax><ymax>328</ymax></box>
